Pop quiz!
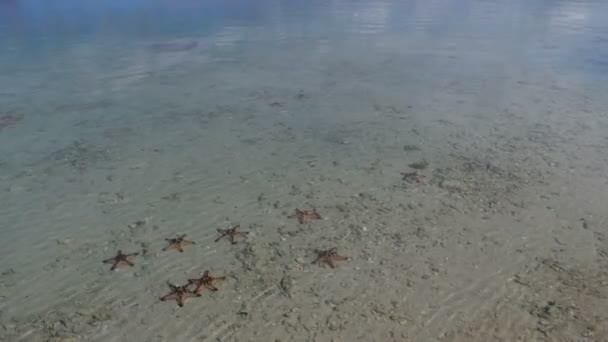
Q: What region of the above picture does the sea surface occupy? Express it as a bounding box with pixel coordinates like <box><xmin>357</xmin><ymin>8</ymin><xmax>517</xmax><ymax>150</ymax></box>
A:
<box><xmin>1</xmin><ymin>0</ymin><xmax>608</xmax><ymax>341</ymax></box>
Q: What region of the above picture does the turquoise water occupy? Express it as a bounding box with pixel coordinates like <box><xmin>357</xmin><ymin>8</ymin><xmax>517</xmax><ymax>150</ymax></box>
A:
<box><xmin>1</xmin><ymin>0</ymin><xmax>608</xmax><ymax>341</ymax></box>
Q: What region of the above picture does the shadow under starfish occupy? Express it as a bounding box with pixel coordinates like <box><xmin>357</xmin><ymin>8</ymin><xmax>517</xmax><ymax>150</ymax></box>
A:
<box><xmin>215</xmin><ymin>224</ymin><xmax>248</xmax><ymax>244</ymax></box>
<box><xmin>102</xmin><ymin>250</ymin><xmax>139</xmax><ymax>271</ymax></box>
<box><xmin>188</xmin><ymin>270</ymin><xmax>226</xmax><ymax>294</ymax></box>
<box><xmin>160</xmin><ymin>282</ymin><xmax>201</xmax><ymax>307</ymax></box>
<box><xmin>312</xmin><ymin>247</ymin><xmax>348</xmax><ymax>268</ymax></box>
<box><xmin>289</xmin><ymin>208</ymin><xmax>322</xmax><ymax>224</ymax></box>
<box><xmin>162</xmin><ymin>234</ymin><xmax>195</xmax><ymax>252</ymax></box>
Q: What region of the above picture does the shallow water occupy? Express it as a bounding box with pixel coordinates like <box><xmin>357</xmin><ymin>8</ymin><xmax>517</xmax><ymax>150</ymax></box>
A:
<box><xmin>1</xmin><ymin>0</ymin><xmax>608</xmax><ymax>341</ymax></box>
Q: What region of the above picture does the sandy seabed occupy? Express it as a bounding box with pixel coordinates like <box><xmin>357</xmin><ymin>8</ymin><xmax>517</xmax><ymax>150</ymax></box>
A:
<box><xmin>1</xmin><ymin>40</ymin><xmax>608</xmax><ymax>342</ymax></box>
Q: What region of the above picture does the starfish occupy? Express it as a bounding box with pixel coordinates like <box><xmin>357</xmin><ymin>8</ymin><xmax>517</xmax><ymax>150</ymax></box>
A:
<box><xmin>162</xmin><ymin>234</ymin><xmax>195</xmax><ymax>252</ymax></box>
<box><xmin>0</xmin><ymin>113</ymin><xmax>23</xmax><ymax>130</ymax></box>
<box><xmin>188</xmin><ymin>270</ymin><xmax>226</xmax><ymax>294</ymax></box>
<box><xmin>215</xmin><ymin>224</ymin><xmax>248</xmax><ymax>244</ymax></box>
<box><xmin>400</xmin><ymin>171</ymin><xmax>425</xmax><ymax>183</ymax></box>
<box><xmin>312</xmin><ymin>247</ymin><xmax>348</xmax><ymax>268</ymax></box>
<box><xmin>160</xmin><ymin>282</ymin><xmax>200</xmax><ymax>307</ymax></box>
<box><xmin>288</xmin><ymin>208</ymin><xmax>322</xmax><ymax>224</ymax></box>
<box><xmin>102</xmin><ymin>250</ymin><xmax>139</xmax><ymax>271</ymax></box>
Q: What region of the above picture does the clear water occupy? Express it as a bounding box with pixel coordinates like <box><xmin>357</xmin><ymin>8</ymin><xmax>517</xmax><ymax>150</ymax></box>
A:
<box><xmin>1</xmin><ymin>0</ymin><xmax>608</xmax><ymax>341</ymax></box>
<box><xmin>1</xmin><ymin>0</ymin><xmax>607</xmax><ymax>166</ymax></box>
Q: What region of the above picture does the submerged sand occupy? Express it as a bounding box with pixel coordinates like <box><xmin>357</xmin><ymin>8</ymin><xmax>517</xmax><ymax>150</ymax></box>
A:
<box><xmin>1</xmin><ymin>40</ymin><xmax>608</xmax><ymax>342</ymax></box>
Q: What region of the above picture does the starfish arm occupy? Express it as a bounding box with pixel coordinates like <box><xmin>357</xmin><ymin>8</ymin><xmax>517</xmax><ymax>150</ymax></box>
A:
<box><xmin>177</xmin><ymin>246</ymin><xmax>184</xmax><ymax>252</ymax></box>
<box><xmin>110</xmin><ymin>262</ymin><xmax>120</xmax><ymax>270</ymax></box>
<box><xmin>214</xmin><ymin>232</ymin><xmax>226</xmax><ymax>242</ymax></box>
<box><xmin>326</xmin><ymin>259</ymin><xmax>336</xmax><ymax>268</ymax></box>
<box><xmin>160</xmin><ymin>293</ymin><xmax>178</xmax><ymax>301</ymax></box>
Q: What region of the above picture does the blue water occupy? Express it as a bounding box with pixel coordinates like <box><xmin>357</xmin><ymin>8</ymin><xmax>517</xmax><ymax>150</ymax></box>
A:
<box><xmin>2</xmin><ymin>0</ymin><xmax>608</xmax><ymax>76</ymax></box>
<box><xmin>1</xmin><ymin>0</ymin><xmax>608</xmax><ymax>341</ymax></box>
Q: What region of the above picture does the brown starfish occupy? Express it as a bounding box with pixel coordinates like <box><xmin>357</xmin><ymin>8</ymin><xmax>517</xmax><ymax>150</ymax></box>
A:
<box><xmin>162</xmin><ymin>234</ymin><xmax>195</xmax><ymax>252</ymax></box>
<box><xmin>312</xmin><ymin>247</ymin><xmax>348</xmax><ymax>268</ymax></box>
<box><xmin>400</xmin><ymin>171</ymin><xmax>425</xmax><ymax>183</ymax></box>
<box><xmin>160</xmin><ymin>282</ymin><xmax>200</xmax><ymax>307</ymax></box>
<box><xmin>188</xmin><ymin>270</ymin><xmax>226</xmax><ymax>294</ymax></box>
<box><xmin>288</xmin><ymin>208</ymin><xmax>322</xmax><ymax>224</ymax></box>
<box><xmin>0</xmin><ymin>113</ymin><xmax>23</xmax><ymax>130</ymax></box>
<box><xmin>215</xmin><ymin>225</ymin><xmax>248</xmax><ymax>244</ymax></box>
<box><xmin>102</xmin><ymin>250</ymin><xmax>139</xmax><ymax>271</ymax></box>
